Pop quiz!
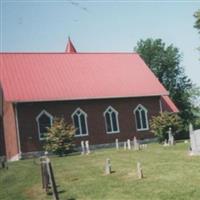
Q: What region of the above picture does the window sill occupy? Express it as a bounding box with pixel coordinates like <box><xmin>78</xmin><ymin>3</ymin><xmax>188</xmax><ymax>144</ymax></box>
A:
<box><xmin>74</xmin><ymin>134</ymin><xmax>89</xmax><ymax>137</ymax></box>
<box><xmin>106</xmin><ymin>131</ymin><xmax>120</xmax><ymax>134</ymax></box>
<box><xmin>136</xmin><ymin>128</ymin><xmax>149</xmax><ymax>132</ymax></box>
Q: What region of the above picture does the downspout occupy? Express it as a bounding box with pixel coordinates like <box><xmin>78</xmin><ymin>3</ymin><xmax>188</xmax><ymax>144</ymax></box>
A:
<box><xmin>14</xmin><ymin>103</ymin><xmax>22</xmax><ymax>159</ymax></box>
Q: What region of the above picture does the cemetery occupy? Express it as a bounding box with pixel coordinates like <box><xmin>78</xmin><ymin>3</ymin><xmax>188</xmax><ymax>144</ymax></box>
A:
<box><xmin>1</xmin><ymin>138</ymin><xmax>200</xmax><ymax>200</ymax></box>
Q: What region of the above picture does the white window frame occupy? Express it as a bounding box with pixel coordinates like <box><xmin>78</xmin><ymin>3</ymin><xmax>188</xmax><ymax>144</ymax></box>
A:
<box><xmin>134</xmin><ymin>104</ymin><xmax>149</xmax><ymax>131</ymax></box>
<box><xmin>36</xmin><ymin>110</ymin><xmax>53</xmax><ymax>141</ymax></box>
<box><xmin>71</xmin><ymin>108</ymin><xmax>89</xmax><ymax>137</ymax></box>
<box><xmin>103</xmin><ymin>106</ymin><xmax>120</xmax><ymax>134</ymax></box>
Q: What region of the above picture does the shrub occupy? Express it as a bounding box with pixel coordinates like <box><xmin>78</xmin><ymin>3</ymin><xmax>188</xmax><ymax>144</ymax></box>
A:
<box><xmin>150</xmin><ymin>112</ymin><xmax>183</xmax><ymax>142</ymax></box>
<box><xmin>44</xmin><ymin>117</ymin><xmax>75</xmax><ymax>156</ymax></box>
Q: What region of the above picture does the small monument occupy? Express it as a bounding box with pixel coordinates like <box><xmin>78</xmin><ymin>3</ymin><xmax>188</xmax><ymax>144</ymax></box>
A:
<box><xmin>168</xmin><ymin>127</ymin><xmax>175</xmax><ymax>145</ymax></box>
<box><xmin>136</xmin><ymin>162</ymin><xmax>143</xmax><ymax>179</ymax></box>
<box><xmin>115</xmin><ymin>138</ymin><xmax>119</xmax><ymax>150</ymax></box>
<box><xmin>133</xmin><ymin>136</ymin><xmax>139</xmax><ymax>151</ymax></box>
<box><xmin>105</xmin><ymin>158</ymin><xmax>111</xmax><ymax>175</ymax></box>
<box><xmin>85</xmin><ymin>140</ymin><xmax>90</xmax><ymax>155</ymax></box>
<box><xmin>189</xmin><ymin>124</ymin><xmax>200</xmax><ymax>155</ymax></box>
<box><xmin>127</xmin><ymin>139</ymin><xmax>131</xmax><ymax>150</ymax></box>
<box><xmin>81</xmin><ymin>141</ymin><xmax>85</xmax><ymax>155</ymax></box>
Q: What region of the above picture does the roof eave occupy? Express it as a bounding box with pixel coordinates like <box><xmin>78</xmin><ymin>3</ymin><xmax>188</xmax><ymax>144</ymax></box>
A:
<box><xmin>7</xmin><ymin>92</ymin><xmax>169</xmax><ymax>103</ymax></box>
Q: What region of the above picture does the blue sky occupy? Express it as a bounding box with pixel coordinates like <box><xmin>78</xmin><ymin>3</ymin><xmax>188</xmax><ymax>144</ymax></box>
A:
<box><xmin>1</xmin><ymin>0</ymin><xmax>200</xmax><ymax>87</ymax></box>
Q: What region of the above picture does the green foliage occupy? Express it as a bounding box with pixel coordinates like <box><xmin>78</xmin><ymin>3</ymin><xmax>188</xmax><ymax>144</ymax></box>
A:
<box><xmin>150</xmin><ymin>112</ymin><xmax>183</xmax><ymax>142</ymax></box>
<box><xmin>194</xmin><ymin>9</ymin><xmax>200</xmax><ymax>33</ymax></box>
<box><xmin>134</xmin><ymin>38</ymin><xmax>198</xmax><ymax>127</ymax></box>
<box><xmin>44</xmin><ymin>117</ymin><xmax>75</xmax><ymax>156</ymax></box>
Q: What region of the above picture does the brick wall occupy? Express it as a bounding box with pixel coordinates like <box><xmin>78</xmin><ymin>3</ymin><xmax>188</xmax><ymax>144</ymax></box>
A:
<box><xmin>0</xmin><ymin>116</ymin><xmax>5</xmax><ymax>156</ymax></box>
<box><xmin>17</xmin><ymin>96</ymin><xmax>161</xmax><ymax>153</ymax></box>
<box><xmin>3</xmin><ymin>102</ymin><xmax>19</xmax><ymax>159</ymax></box>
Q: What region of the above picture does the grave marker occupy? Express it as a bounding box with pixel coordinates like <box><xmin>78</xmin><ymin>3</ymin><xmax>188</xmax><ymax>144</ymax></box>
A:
<box><xmin>115</xmin><ymin>138</ymin><xmax>119</xmax><ymax>149</ymax></box>
<box><xmin>168</xmin><ymin>127</ymin><xmax>175</xmax><ymax>145</ymax></box>
<box><xmin>81</xmin><ymin>141</ymin><xmax>85</xmax><ymax>155</ymax></box>
<box><xmin>133</xmin><ymin>136</ymin><xmax>139</xmax><ymax>151</ymax></box>
<box><xmin>105</xmin><ymin>158</ymin><xmax>112</xmax><ymax>175</ymax></box>
<box><xmin>127</xmin><ymin>139</ymin><xmax>131</xmax><ymax>150</ymax></box>
<box><xmin>85</xmin><ymin>140</ymin><xmax>90</xmax><ymax>154</ymax></box>
<box><xmin>136</xmin><ymin>162</ymin><xmax>143</xmax><ymax>179</ymax></box>
<box><xmin>189</xmin><ymin>124</ymin><xmax>200</xmax><ymax>155</ymax></box>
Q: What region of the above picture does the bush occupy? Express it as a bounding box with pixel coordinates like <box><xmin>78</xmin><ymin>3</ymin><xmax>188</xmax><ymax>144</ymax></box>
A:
<box><xmin>150</xmin><ymin>112</ymin><xmax>183</xmax><ymax>142</ymax></box>
<box><xmin>44</xmin><ymin>117</ymin><xmax>75</xmax><ymax>156</ymax></box>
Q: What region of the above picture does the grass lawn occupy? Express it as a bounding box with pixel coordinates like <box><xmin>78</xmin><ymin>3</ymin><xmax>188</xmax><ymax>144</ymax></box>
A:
<box><xmin>1</xmin><ymin>142</ymin><xmax>200</xmax><ymax>200</ymax></box>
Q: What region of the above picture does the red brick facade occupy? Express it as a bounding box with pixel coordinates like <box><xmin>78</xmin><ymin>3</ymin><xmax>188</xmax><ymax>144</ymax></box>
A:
<box><xmin>3</xmin><ymin>102</ymin><xmax>20</xmax><ymax>159</ymax></box>
<box><xmin>0</xmin><ymin>116</ymin><xmax>5</xmax><ymax>156</ymax></box>
<box><xmin>16</xmin><ymin>96</ymin><xmax>162</xmax><ymax>154</ymax></box>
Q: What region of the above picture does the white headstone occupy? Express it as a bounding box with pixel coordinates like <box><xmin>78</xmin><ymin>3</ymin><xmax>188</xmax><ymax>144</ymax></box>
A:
<box><xmin>189</xmin><ymin>124</ymin><xmax>200</xmax><ymax>155</ymax></box>
<box><xmin>81</xmin><ymin>141</ymin><xmax>85</xmax><ymax>155</ymax></box>
<box><xmin>136</xmin><ymin>162</ymin><xmax>143</xmax><ymax>179</ymax></box>
<box><xmin>105</xmin><ymin>158</ymin><xmax>111</xmax><ymax>175</ymax></box>
<box><xmin>127</xmin><ymin>139</ymin><xmax>131</xmax><ymax>150</ymax></box>
<box><xmin>115</xmin><ymin>138</ymin><xmax>119</xmax><ymax>150</ymax></box>
<box><xmin>85</xmin><ymin>140</ymin><xmax>90</xmax><ymax>154</ymax></box>
<box><xmin>168</xmin><ymin>127</ymin><xmax>175</xmax><ymax>146</ymax></box>
<box><xmin>133</xmin><ymin>136</ymin><xmax>139</xmax><ymax>150</ymax></box>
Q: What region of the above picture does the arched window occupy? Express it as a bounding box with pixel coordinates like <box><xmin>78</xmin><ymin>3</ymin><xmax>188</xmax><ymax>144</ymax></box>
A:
<box><xmin>134</xmin><ymin>104</ymin><xmax>149</xmax><ymax>131</ymax></box>
<box><xmin>103</xmin><ymin>106</ymin><xmax>120</xmax><ymax>134</ymax></box>
<box><xmin>36</xmin><ymin>110</ymin><xmax>53</xmax><ymax>140</ymax></box>
<box><xmin>72</xmin><ymin>108</ymin><xmax>88</xmax><ymax>136</ymax></box>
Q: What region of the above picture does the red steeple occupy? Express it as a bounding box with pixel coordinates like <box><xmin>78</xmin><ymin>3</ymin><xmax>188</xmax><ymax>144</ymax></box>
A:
<box><xmin>65</xmin><ymin>37</ymin><xmax>77</xmax><ymax>53</ymax></box>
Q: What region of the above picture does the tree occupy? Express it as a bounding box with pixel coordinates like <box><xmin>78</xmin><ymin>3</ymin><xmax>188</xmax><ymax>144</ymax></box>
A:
<box><xmin>150</xmin><ymin>112</ymin><xmax>183</xmax><ymax>142</ymax></box>
<box><xmin>194</xmin><ymin>9</ymin><xmax>200</xmax><ymax>33</ymax></box>
<box><xmin>134</xmin><ymin>38</ymin><xmax>195</xmax><ymax>127</ymax></box>
<box><xmin>44</xmin><ymin>117</ymin><xmax>75</xmax><ymax>156</ymax></box>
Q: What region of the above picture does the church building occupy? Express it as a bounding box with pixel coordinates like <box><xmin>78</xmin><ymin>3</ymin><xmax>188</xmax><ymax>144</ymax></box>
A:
<box><xmin>0</xmin><ymin>38</ymin><xmax>178</xmax><ymax>160</ymax></box>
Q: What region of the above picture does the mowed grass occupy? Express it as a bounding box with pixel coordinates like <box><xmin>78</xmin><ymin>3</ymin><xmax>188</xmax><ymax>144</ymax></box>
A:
<box><xmin>1</xmin><ymin>142</ymin><xmax>200</xmax><ymax>200</ymax></box>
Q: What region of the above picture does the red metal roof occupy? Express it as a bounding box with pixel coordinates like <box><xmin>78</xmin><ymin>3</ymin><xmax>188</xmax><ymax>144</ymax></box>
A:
<box><xmin>0</xmin><ymin>52</ymin><xmax>169</xmax><ymax>102</ymax></box>
<box><xmin>161</xmin><ymin>95</ymin><xmax>179</xmax><ymax>113</ymax></box>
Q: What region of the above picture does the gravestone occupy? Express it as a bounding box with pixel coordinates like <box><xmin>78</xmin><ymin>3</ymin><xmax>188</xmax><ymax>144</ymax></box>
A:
<box><xmin>115</xmin><ymin>138</ymin><xmax>119</xmax><ymax>150</ymax></box>
<box><xmin>85</xmin><ymin>140</ymin><xmax>90</xmax><ymax>154</ymax></box>
<box><xmin>136</xmin><ymin>162</ymin><xmax>143</xmax><ymax>179</ymax></box>
<box><xmin>189</xmin><ymin>124</ymin><xmax>200</xmax><ymax>155</ymax></box>
<box><xmin>81</xmin><ymin>141</ymin><xmax>85</xmax><ymax>155</ymax></box>
<box><xmin>133</xmin><ymin>136</ymin><xmax>139</xmax><ymax>151</ymax></box>
<box><xmin>105</xmin><ymin>158</ymin><xmax>111</xmax><ymax>175</ymax></box>
<box><xmin>168</xmin><ymin>127</ymin><xmax>175</xmax><ymax>145</ymax></box>
<box><xmin>127</xmin><ymin>139</ymin><xmax>131</xmax><ymax>150</ymax></box>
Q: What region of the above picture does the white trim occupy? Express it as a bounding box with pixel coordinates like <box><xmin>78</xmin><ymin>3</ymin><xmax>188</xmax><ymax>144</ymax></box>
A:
<box><xmin>71</xmin><ymin>108</ymin><xmax>89</xmax><ymax>137</ymax></box>
<box><xmin>14</xmin><ymin>103</ymin><xmax>22</xmax><ymax>159</ymax></box>
<box><xmin>36</xmin><ymin>110</ymin><xmax>53</xmax><ymax>141</ymax></box>
<box><xmin>12</xmin><ymin>93</ymin><xmax>169</xmax><ymax>103</ymax></box>
<box><xmin>134</xmin><ymin>104</ymin><xmax>149</xmax><ymax>131</ymax></box>
<box><xmin>103</xmin><ymin>106</ymin><xmax>120</xmax><ymax>134</ymax></box>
